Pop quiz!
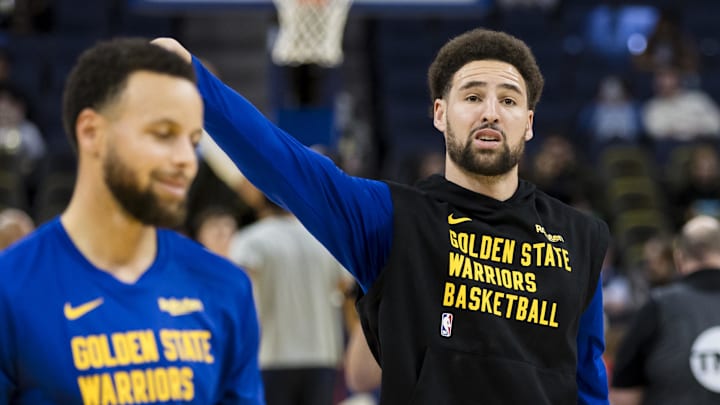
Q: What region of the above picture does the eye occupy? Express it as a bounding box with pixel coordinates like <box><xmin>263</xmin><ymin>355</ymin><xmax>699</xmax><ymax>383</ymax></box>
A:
<box><xmin>151</xmin><ymin>130</ymin><xmax>173</xmax><ymax>140</ymax></box>
<box><xmin>501</xmin><ymin>98</ymin><xmax>517</xmax><ymax>106</ymax></box>
<box><xmin>465</xmin><ymin>94</ymin><xmax>481</xmax><ymax>102</ymax></box>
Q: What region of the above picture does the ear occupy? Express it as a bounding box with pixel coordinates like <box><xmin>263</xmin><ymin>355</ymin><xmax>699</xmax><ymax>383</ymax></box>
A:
<box><xmin>433</xmin><ymin>99</ymin><xmax>446</xmax><ymax>133</ymax></box>
<box><xmin>75</xmin><ymin>108</ymin><xmax>104</xmax><ymax>157</ymax></box>
<box><xmin>524</xmin><ymin>110</ymin><xmax>534</xmax><ymax>141</ymax></box>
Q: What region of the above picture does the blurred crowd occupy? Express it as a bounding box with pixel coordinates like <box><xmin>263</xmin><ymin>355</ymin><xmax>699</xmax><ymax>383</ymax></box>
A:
<box><xmin>2</xmin><ymin>0</ymin><xmax>720</xmax><ymax>403</ymax></box>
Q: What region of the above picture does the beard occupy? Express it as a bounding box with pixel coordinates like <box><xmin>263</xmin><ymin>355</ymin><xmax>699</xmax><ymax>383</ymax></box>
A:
<box><xmin>446</xmin><ymin>121</ymin><xmax>525</xmax><ymax>177</ymax></box>
<box><xmin>103</xmin><ymin>148</ymin><xmax>188</xmax><ymax>228</ymax></box>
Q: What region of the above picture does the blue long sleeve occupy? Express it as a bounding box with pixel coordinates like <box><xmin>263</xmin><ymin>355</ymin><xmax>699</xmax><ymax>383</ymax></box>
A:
<box><xmin>194</xmin><ymin>57</ymin><xmax>610</xmax><ymax>403</ymax></box>
<box><xmin>576</xmin><ymin>283</ymin><xmax>609</xmax><ymax>404</ymax></box>
<box><xmin>193</xmin><ymin>57</ymin><xmax>392</xmax><ymax>290</ymax></box>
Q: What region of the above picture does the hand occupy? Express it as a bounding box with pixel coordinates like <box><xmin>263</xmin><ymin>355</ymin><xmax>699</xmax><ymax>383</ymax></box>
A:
<box><xmin>150</xmin><ymin>37</ymin><xmax>192</xmax><ymax>64</ymax></box>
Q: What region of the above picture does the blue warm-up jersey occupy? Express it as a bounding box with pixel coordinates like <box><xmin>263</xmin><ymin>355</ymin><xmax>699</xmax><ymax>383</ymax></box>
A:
<box><xmin>191</xmin><ymin>57</ymin><xmax>609</xmax><ymax>404</ymax></box>
<box><xmin>0</xmin><ymin>218</ymin><xmax>264</xmax><ymax>405</ymax></box>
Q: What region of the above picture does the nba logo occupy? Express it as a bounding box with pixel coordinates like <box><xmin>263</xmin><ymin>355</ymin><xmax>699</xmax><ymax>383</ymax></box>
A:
<box><xmin>440</xmin><ymin>312</ymin><xmax>453</xmax><ymax>338</ymax></box>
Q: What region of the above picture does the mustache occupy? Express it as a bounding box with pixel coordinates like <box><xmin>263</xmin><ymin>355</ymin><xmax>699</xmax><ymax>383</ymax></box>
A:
<box><xmin>470</xmin><ymin>123</ymin><xmax>506</xmax><ymax>139</ymax></box>
<box><xmin>153</xmin><ymin>171</ymin><xmax>193</xmax><ymax>186</ymax></box>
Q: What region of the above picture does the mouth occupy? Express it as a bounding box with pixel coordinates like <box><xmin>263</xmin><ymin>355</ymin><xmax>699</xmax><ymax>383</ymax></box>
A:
<box><xmin>471</xmin><ymin>128</ymin><xmax>503</xmax><ymax>148</ymax></box>
<box><xmin>154</xmin><ymin>175</ymin><xmax>190</xmax><ymax>198</ymax></box>
<box><xmin>473</xmin><ymin>128</ymin><xmax>503</xmax><ymax>141</ymax></box>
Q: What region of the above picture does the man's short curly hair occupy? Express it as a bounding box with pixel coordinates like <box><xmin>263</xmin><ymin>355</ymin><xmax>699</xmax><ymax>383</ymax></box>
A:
<box><xmin>62</xmin><ymin>37</ymin><xmax>196</xmax><ymax>149</ymax></box>
<box><xmin>428</xmin><ymin>29</ymin><xmax>544</xmax><ymax>111</ymax></box>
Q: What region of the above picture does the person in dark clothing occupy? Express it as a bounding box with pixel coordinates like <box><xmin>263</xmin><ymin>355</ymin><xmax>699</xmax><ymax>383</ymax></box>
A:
<box><xmin>610</xmin><ymin>215</ymin><xmax>720</xmax><ymax>405</ymax></box>
<box><xmin>153</xmin><ymin>28</ymin><xmax>610</xmax><ymax>405</ymax></box>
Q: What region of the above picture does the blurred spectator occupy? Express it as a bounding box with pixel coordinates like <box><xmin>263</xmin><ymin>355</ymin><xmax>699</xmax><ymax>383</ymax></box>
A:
<box><xmin>629</xmin><ymin>234</ymin><xmax>678</xmax><ymax>306</ymax></box>
<box><xmin>189</xmin><ymin>205</ymin><xmax>238</xmax><ymax>257</ymax></box>
<box><xmin>0</xmin><ymin>82</ymin><xmax>45</xmax><ymax>207</ymax></box>
<box><xmin>585</xmin><ymin>4</ymin><xmax>659</xmax><ymax>64</ymax></box>
<box><xmin>0</xmin><ymin>207</ymin><xmax>34</xmax><ymax>250</ymax></box>
<box><xmin>3</xmin><ymin>0</ymin><xmax>54</xmax><ymax>34</ymax></box>
<box><xmin>521</xmin><ymin>133</ymin><xmax>601</xmax><ymax>214</ymax></box>
<box><xmin>610</xmin><ymin>215</ymin><xmax>720</xmax><ymax>405</ymax></box>
<box><xmin>601</xmin><ymin>242</ymin><xmax>635</xmax><ymax>323</ymax></box>
<box><xmin>397</xmin><ymin>150</ymin><xmax>445</xmax><ymax>185</ymax></box>
<box><xmin>642</xmin><ymin>68</ymin><xmax>720</xmax><ymax>141</ymax></box>
<box><xmin>577</xmin><ymin>75</ymin><xmax>644</xmax><ymax>150</ymax></box>
<box><xmin>632</xmin><ymin>7</ymin><xmax>699</xmax><ymax>76</ymax></box>
<box><xmin>342</xmin><ymin>283</ymin><xmax>381</xmax><ymax>398</ymax></box>
<box><xmin>229</xmin><ymin>179</ymin><xmax>353</xmax><ymax>405</ymax></box>
<box><xmin>669</xmin><ymin>143</ymin><xmax>720</xmax><ymax>227</ymax></box>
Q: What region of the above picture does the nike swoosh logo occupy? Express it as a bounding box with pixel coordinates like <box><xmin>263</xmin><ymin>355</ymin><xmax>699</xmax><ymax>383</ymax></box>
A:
<box><xmin>448</xmin><ymin>214</ymin><xmax>472</xmax><ymax>225</ymax></box>
<box><xmin>64</xmin><ymin>298</ymin><xmax>104</xmax><ymax>321</ymax></box>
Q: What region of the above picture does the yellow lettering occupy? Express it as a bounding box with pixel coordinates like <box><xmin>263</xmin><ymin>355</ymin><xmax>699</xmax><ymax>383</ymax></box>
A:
<box><xmin>520</xmin><ymin>243</ymin><xmax>531</xmax><ymax>266</ymax></box>
<box><xmin>499</xmin><ymin>269</ymin><xmax>512</xmax><ymax>289</ymax></box>
<box><xmin>110</xmin><ymin>333</ymin><xmax>131</xmax><ymax>367</ymax></box>
<box><xmin>527</xmin><ymin>299</ymin><xmax>540</xmax><ymax>324</ymax></box>
<box><xmin>448</xmin><ymin>252</ymin><xmax>464</xmax><ymax>277</ymax></box>
<box><xmin>457</xmin><ymin>233</ymin><xmax>469</xmax><ymax>254</ymax></box>
<box><xmin>544</xmin><ymin>244</ymin><xmax>556</xmax><ymax>267</ymax></box>
<box><xmin>525</xmin><ymin>273</ymin><xmax>536</xmax><ymax>293</ymax></box>
<box><xmin>130</xmin><ymin>369</ymin><xmax>149</xmax><ymax>403</ymax></box>
<box><xmin>480</xmin><ymin>289</ymin><xmax>493</xmax><ymax>313</ymax></box>
<box><xmin>145</xmin><ymin>368</ymin><xmax>156</xmax><ymax>402</ymax></box>
<box><xmin>562</xmin><ymin>249</ymin><xmax>572</xmax><ymax>272</ymax></box>
<box><xmin>100</xmin><ymin>373</ymin><xmax>117</xmax><ymax>405</ymax></box>
<box><xmin>454</xmin><ymin>284</ymin><xmax>467</xmax><ymax>309</ymax></box>
<box><xmin>72</xmin><ymin>336</ymin><xmax>91</xmax><ymax>371</ymax></box>
<box><xmin>180</xmin><ymin>367</ymin><xmax>194</xmax><ymax>400</ymax></box>
<box><xmin>539</xmin><ymin>301</ymin><xmax>549</xmax><ymax>326</ymax></box>
<box><xmin>77</xmin><ymin>374</ymin><xmax>101</xmax><ymax>405</ymax></box>
<box><xmin>549</xmin><ymin>302</ymin><xmax>559</xmax><ymax>328</ymax></box>
<box><xmin>483</xmin><ymin>264</ymin><xmax>496</xmax><ymax>285</ymax></box>
<box><xmin>136</xmin><ymin>330</ymin><xmax>160</xmax><ymax>364</ymax></box>
<box><xmin>505</xmin><ymin>293</ymin><xmax>518</xmax><ymax>317</ymax></box>
<box><xmin>460</xmin><ymin>259</ymin><xmax>473</xmax><ymax>280</ymax></box>
<box><xmin>473</xmin><ymin>261</ymin><xmax>485</xmax><ymax>283</ymax></box>
<box><xmin>197</xmin><ymin>331</ymin><xmax>214</xmax><ymax>364</ymax></box>
<box><xmin>492</xmin><ymin>291</ymin><xmax>504</xmax><ymax>316</ymax></box>
<box><xmin>113</xmin><ymin>371</ymin><xmax>133</xmax><ymax>404</ymax></box>
<box><xmin>516</xmin><ymin>296</ymin><xmax>528</xmax><ymax>321</ymax></box>
<box><xmin>502</xmin><ymin>239</ymin><xmax>515</xmax><ymax>264</ymax></box>
<box><xmin>490</xmin><ymin>238</ymin><xmax>503</xmax><ymax>262</ymax></box>
<box><xmin>467</xmin><ymin>233</ymin><xmax>478</xmax><ymax>258</ymax></box>
<box><xmin>443</xmin><ymin>282</ymin><xmax>455</xmax><ymax>306</ymax></box>
<box><xmin>468</xmin><ymin>286</ymin><xmax>481</xmax><ymax>311</ymax></box>
<box><xmin>511</xmin><ymin>271</ymin><xmax>524</xmax><ymax>291</ymax></box>
<box><xmin>479</xmin><ymin>235</ymin><xmax>493</xmax><ymax>260</ymax></box>
<box><xmin>449</xmin><ymin>230</ymin><xmax>458</xmax><ymax>249</ymax></box>
<box><xmin>161</xmin><ymin>330</ymin><xmax>179</xmax><ymax>361</ymax></box>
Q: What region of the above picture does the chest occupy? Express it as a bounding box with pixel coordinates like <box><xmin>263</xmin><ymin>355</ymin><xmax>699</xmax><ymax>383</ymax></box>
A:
<box><xmin>10</xmin><ymin>279</ymin><xmax>226</xmax><ymax>404</ymax></box>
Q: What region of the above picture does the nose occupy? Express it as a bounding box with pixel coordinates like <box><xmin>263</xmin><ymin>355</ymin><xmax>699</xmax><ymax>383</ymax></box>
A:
<box><xmin>171</xmin><ymin>136</ymin><xmax>199</xmax><ymax>174</ymax></box>
<box><xmin>481</xmin><ymin>98</ymin><xmax>500</xmax><ymax>124</ymax></box>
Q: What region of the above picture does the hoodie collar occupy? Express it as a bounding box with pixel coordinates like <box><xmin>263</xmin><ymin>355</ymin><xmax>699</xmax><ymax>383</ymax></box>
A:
<box><xmin>414</xmin><ymin>175</ymin><xmax>536</xmax><ymax>214</ymax></box>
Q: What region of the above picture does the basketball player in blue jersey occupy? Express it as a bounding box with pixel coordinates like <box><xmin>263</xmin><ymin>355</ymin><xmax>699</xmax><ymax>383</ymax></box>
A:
<box><xmin>0</xmin><ymin>39</ymin><xmax>264</xmax><ymax>404</ymax></box>
<box><xmin>155</xmin><ymin>30</ymin><xmax>610</xmax><ymax>405</ymax></box>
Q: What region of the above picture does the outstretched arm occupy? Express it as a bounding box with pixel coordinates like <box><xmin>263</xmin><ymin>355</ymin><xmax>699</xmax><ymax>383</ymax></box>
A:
<box><xmin>151</xmin><ymin>38</ymin><xmax>392</xmax><ymax>290</ymax></box>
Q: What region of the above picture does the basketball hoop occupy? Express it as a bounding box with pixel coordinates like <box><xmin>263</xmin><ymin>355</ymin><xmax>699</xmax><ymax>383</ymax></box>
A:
<box><xmin>271</xmin><ymin>0</ymin><xmax>353</xmax><ymax>67</ymax></box>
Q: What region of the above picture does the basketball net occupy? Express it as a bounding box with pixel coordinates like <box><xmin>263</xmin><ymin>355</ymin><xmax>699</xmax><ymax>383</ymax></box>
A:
<box><xmin>271</xmin><ymin>0</ymin><xmax>353</xmax><ymax>67</ymax></box>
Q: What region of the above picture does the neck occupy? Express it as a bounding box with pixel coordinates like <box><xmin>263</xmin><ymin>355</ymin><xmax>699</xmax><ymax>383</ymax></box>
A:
<box><xmin>60</xmin><ymin>178</ymin><xmax>157</xmax><ymax>284</ymax></box>
<box><xmin>445</xmin><ymin>164</ymin><xmax>520</xmax><ymax>201</ymax></box>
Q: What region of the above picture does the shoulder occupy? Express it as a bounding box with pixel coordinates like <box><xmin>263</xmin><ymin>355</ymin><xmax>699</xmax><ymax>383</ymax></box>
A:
<box><xmin>535</xmin><ymin>188</ymin><xmax>609</xmax><ymax>233</ymax></box>
<box><xmin>0</xmin><ymin>220</ymin><xmax>59</xmax><ymax>271</ymax></box>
